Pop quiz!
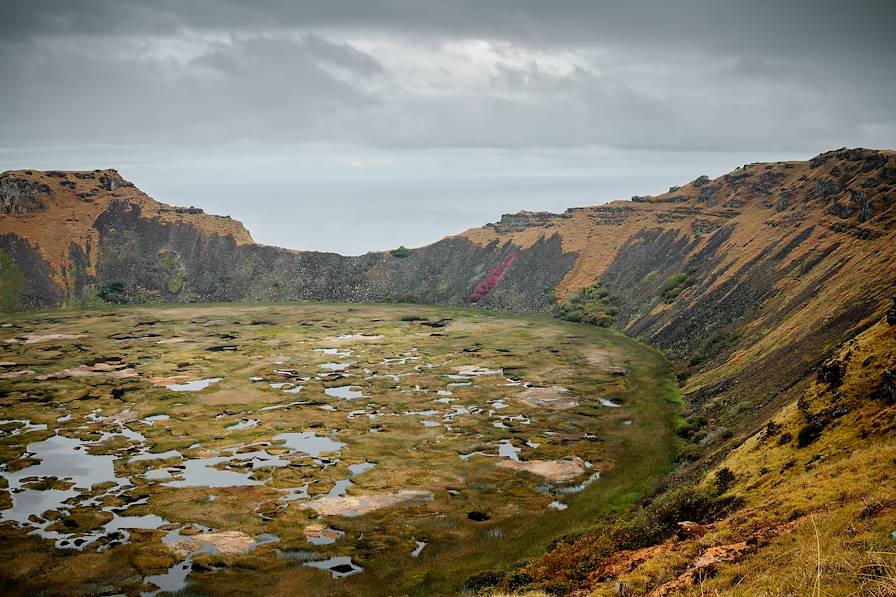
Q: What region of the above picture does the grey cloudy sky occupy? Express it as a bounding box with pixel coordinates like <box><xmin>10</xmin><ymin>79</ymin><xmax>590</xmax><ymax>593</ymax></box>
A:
<box><xmin>1</xmin><ymin>1</ymin><xmax>894</xmax><ymax>254</ymax></box>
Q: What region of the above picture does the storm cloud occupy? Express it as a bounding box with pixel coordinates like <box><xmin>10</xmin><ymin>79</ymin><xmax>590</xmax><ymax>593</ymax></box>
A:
<box><xmin>0</xmin><ymin>1</ymin><xmax>893</xmax><ymax>253</ymax></box>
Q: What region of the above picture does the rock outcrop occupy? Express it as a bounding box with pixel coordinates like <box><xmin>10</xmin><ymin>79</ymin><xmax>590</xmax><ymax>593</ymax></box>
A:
<box><xmin>1</xmin><ymin>148</ymin><xmax>895</xmax><ymax>596</ymax></box>
<box><xmin>1</xmin><ymin>148</ymin><xmax>895</xmax><ymax>443</ymax></box>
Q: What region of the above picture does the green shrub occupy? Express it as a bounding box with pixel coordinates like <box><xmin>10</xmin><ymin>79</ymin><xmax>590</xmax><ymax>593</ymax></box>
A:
<box><xmin>504</xmin><ymin>571</ymin><xmax>534</xmax><ymax>591</ymax></box>
<box><xmin>689</xmin><ymin>327</ymin><xmax>743</xmax><ymax>366</ymax></box>
<box><xmin>98</xmin><ymin>281</ymin><xmax>127</xmax><ymax>304</ymax></box>
<box><xmin>642</xmin><ymin>270</ymin><xmax>659</xmax><ymax>285</ymax></box>
<box><xmin>677</xmin><ymin>443</ymin><xmax>703</xmax><ymax>462</ymax></box>
<box><xmin>69</xmin><ymin>287</ymin><xmax>103</xmax><ymax>309</ymax></box>
<box><xmin>658</xmin><ymin>273</ymin><xmax>690</xmax><ymax>302</ymax></box>
<box><xmin>714</xmin><ymin>467</ymin><xmax>736</xmax><ymax>493</ymax></box>
<box><xmin>390</xmin><ymin>246</ymin><xmax>411</xmax><ymax>258</ymax></box>
<box><xmin>463</xmin><ymin>570</ymin><xmax>505</xmax><ymax>592</ymax></box>
<box><xmin>157</xmin><ymin>250</ymin><xmax>186</xmax><ymax>295</ymax></box>
<box><xmin>552</xmin><ymin>283</ymin><xmax>619</xmax><ymax>327</ymax></box>
<box><xmin>0</xmin><ymin>250</ymin><xmax>26</xmax><ymax>312</ymax></box>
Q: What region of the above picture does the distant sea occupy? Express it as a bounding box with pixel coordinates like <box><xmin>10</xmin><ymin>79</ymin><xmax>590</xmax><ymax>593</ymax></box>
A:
<box><xmin>144</xmin><ymin>174</ymin><xmax>677</xmax><ymax>255</ymax></box>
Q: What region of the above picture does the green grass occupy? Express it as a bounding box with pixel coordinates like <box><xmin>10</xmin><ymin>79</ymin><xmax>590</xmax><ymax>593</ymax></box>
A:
<box><xmin>389</xmin><ymin>320</ymin><xmax>682</xmax><ymax>595</ymax></box>
<box><xmin>658</xmin><ymin>273</ymin><xmax>690</xmax><ymax>303</ymax></box>
<box><xmin>552</xmin><ymin>283</ymin><xmax>620</xmax><ymax>327</ymax></box>
<box><xmin>390</xmin><ymin>246</ymin><xmax>412</xmax><ymax>258</ymax></box>
<box><xmin>0</xmin><ymin>250</ymin><xmax>26</xmax><ymax>312</ymax></box>
<box><xmin>0</xmin><ymin>302</ymin><xmax>681</xmax><ymax>596</ymax></box>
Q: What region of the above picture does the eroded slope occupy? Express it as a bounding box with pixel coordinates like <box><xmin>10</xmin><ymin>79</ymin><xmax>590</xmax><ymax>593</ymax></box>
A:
<box><xmin>500</xmin><ymin>305</ymin><xmax>896</xmax><ymax>596</ymax></box>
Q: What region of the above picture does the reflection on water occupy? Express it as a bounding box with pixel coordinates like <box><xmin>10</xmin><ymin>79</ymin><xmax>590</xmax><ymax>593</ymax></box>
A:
<box><xmin>304</xmin><ymin>556</ymin><xmax>364</xmax><ymax>578</ymax></box>
<box><xmin>166</xmin><ymin>378</ymin><xmax>222</xmax><ymax>392</ymax></box>
<box><xmin>324</xmin><ymin>385</ymin><xmax>366</xmax><ymax>400</ymax></box>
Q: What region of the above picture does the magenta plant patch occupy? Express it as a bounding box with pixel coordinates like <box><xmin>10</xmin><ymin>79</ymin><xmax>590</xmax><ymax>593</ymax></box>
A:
<box><xmin>469</xmin><ymin>252</ymin><xmax>517</xmax><ymax>302</ymax></box>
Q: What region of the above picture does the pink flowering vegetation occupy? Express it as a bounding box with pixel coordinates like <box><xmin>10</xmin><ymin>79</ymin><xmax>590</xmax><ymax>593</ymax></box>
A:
<box><xmin>469</xmin><ymin>251</ymin><xmax>517</xmax><ymax>302</ymax></box>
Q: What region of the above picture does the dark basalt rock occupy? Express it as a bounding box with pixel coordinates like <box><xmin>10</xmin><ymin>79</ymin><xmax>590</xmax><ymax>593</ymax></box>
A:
<box><xmin>0</xmin><ymin>175</ymin><xmax>49</xmax><ymax>214</ymax></box>
<box><xmin>99</xmin><ymin>175</ymin><xmax>120</xmax><ymax>192</ymax></box>
<box><xmin>796</xmin><ymin>422</ymin><xmax>824</xmax><ymax>448</ymax></box>
<box><xmin>810</xmin><ymin>155</ymin><xmax>829</xmax><ymax>169</ymax></box>
<box><xmin>848</xmin><ymin>190</ymin><xmax>873</xmax><ymax>222</ymax></box>
<box><xmin>826</xmin><ymin>200</ymin><xmax>853</xmax><ymax>219</ymax></box>
<box><xmin>486</xmin><ymin>211</ymin><xmax>558</xmax><ymax>233</ymax></box>
<box><xmin>776</xmin><ymin>192</ymin><xmax>789</xmax><ymax>212</ymax></box>
<box><xmin>815</xmin><ymin>179</ymin><xmax>841</xmax><ymax>199</ymax></box>
<box><xmin>174</xmin><ymin>206</ymin><xmax>204</xmax><ymax>214</ymax></box>
<box><xmin>699</xmin><ymin>186</ymin><xmax>718</xmax><ymax>207</ymax></box>
<box><xmin>90</xmin><ymin>201</ymin><xmax>575</xmax><ymax>314</ymax></box>
<box><xmin>817</xmin><ymin>358</ymin><xmax>845</xmax><ymax>388</ymax></box>
<box><xmin>692</xmin><ymin>220</ymin><xmax>721</xmax><ymax>236</ymax></box>
<box><xmin>421</xmin><ymin>319</ymin><xmax>452</xmax><ymax>328</ymax></box>
<box><xmin>0</xmin><ymin>233</ymin><xmax>64</xmax><ymax>310</ymax></box>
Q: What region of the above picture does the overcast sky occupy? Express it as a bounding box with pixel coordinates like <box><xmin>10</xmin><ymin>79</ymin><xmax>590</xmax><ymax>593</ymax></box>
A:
<box><xmin>1</xmin><ymin>1</ymin><xmax>894</xmax><ymax>254</ymax></box>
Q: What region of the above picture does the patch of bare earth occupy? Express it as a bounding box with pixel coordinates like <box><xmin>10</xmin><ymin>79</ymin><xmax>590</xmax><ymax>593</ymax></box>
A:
<box><xmin>646</xmin><ymin>517</ymin><xmax>809</xmax><ymax>596</ymax></box>
<box><xmin>304</xmin><ymin>490</ymin><xmax>434</xmax><ymax>517</ymax></box>
<box><xmin>150</xmin><ymin>374</ymin><xmax>198</xmax><ymax>386</ymax></box>
<box><xmin>585</xmin><ymin>349</ymin><xmax>626</xmax><ymax>375</ymax></box>
<box><xmin>496</xmin><ymin>457</ymin><xmax>588</xmax><ymax>482</ymax></box>
<box><xmin>0</xmin><ymin>369</ymin><xmax>34</xmax><ymax>379</ymax></box>
<box><xmin>571</xmin><ymin>517</ymin><xmax>810</xmax><ymax>596</ymax></box>
<box><xmin>5</xmin><ymin>333</ymin><xmax>87</xmax><ymax>345</ymax></box>
<box><xmin>168</xmin><ymin>531</ymin><xmax>257</xmax><ymax>557</ymax></box>
<box><xmin>453</xmin><ymin>364</ymin><xmax>503</xmax><ymax>376</ymax></box>
<box><xmin>304</xmin><ymin>524</ymin><xmax>343</xmax><ymax>542</ymax></box>
<box><xmin>36</xmin><ymin>362</ymin><xmax>139</xmax><ymax>380</ymax></box>
<box><xmin>515</xmin><ymin>386</ymin><xmax>578</xmax><ymax>409</ymax></box>
<box><xmin>569</xmin><ymin>543</ymin><xmax>675</xmax><ymax>595</ymax></box>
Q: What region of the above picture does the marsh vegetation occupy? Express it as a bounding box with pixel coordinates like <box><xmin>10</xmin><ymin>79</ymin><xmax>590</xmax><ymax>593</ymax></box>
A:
<box><xmin>0</xmin><ymin>303</ymin><xmax>679</xmax><ymax>595</ymax></box>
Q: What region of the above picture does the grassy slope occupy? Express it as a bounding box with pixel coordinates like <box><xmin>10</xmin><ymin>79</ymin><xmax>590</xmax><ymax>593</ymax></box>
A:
<box><xmin>507</xmin><ymin>312</ymin><xmax>896</xmax><ymax>596</ymax></box>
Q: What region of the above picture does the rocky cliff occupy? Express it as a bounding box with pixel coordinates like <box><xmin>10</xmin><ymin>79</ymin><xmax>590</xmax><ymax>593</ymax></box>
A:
<box><xmin>0</xmin><ymin>168</ymin><xmax>573</xmax><ymax>314</ymax></box>
<box><xmin>460</xmin><ymin>148</ymin><xmax>896</xmax><ymax>438</ymax></box>
<box><xmin>2</xmin><ymin>149</ymin><xmax>895</xmax><ymax>441</ymax></box>
<box><xmin>2</xmin><ymin>149</ymin><xmax>896</xmax><ymax>594</ymax></box>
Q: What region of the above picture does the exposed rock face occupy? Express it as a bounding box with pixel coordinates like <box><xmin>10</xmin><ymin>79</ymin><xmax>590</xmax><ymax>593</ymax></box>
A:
<box><xmin>0</xmin><ymin>174</ymin><xmax>48</xmax><ymax>214</ymax></box>
<box><xmin>486</xmin><ymin>211</ymin><xmax>567</xmax><ymax>233</ymax></box>
<box><xmin>1</xmin><ymin>147</ymin><xmax>894</xmax><ymax>443</ymax></box>
<box><xmin>0</xmin><ymin>233</ymin><xmax>63</xmax><ymax>310</ymax></box>
<box><xmin>87</xmin><ymin>201</ymin><xmax>574</xmax><ymax>312</ymax></box>
<box><xmin>456</xmin><ymin>149</ymin><xmax>896</xmax><ymax>435</ymax></box>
